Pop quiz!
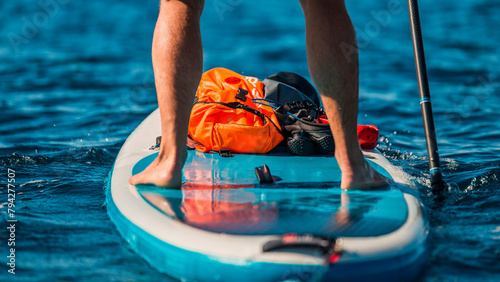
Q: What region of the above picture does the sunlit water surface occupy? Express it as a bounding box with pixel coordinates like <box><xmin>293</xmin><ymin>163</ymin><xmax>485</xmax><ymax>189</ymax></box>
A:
<box><xmin>1</xmin><ymin>0</ymin><xmax>499</xmax><ymax>281</ymax></box>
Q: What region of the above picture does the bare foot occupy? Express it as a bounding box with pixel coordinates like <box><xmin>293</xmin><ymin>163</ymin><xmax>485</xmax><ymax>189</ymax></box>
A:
<box><xmin>129</xmin><ymin>148</ymin><xmax>187</xmax><ymax>188</ymax></box>
<box><xmin>338</xmin><ymin>156</ymin><xmax>390</xmax><ymax>190</ymax></box>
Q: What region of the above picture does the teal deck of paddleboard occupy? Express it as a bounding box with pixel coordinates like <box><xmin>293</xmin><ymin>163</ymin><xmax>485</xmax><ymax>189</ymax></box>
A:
<box><xmin>133</xmin><ymin>151</ymin><xmax>408</xmax><ymax>238</ymax></box>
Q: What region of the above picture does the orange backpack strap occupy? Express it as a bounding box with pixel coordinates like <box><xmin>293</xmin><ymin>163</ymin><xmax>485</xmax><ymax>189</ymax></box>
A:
<box><xmin>195</xmin><ymin>100</ymin><xmax>284</xmax><ymax>138</ymax></box>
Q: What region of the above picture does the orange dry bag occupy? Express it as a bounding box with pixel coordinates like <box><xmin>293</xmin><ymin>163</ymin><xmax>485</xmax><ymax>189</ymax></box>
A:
<box><xmin>188</xmin><ymin>68</ymin><xmax>284</xmax><ymax>154</ymax></box>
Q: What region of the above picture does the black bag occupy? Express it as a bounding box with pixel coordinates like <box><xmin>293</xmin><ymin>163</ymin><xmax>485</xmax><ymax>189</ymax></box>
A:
<box><xmin>263</xmin><ymin>72</ymin><xmax>334</xmax><ymax>155</ymax></box>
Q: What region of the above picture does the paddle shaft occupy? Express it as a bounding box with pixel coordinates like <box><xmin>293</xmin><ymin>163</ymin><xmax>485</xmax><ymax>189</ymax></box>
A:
<box><xmin>407</xmin><ymin>0</ymin><xmax>446</xmax><ymax>195</ymax></box>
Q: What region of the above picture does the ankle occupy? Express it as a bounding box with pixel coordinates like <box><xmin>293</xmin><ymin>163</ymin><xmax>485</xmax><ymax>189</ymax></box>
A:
<box><xmin>335</xmin><ymin>147</ymin><xmax>365</xmax><ymax>171</ymax></box>
<box><xmin>158</xmin><ymin>145</ymin><xmax>187</xmax><ymax>167</ymax></box>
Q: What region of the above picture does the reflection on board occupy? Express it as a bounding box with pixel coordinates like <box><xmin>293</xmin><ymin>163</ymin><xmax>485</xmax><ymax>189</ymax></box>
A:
<box><xmin>138</xmin><ymin>181</ymin><xmax>406</xmax><ymax>237</ymax></box>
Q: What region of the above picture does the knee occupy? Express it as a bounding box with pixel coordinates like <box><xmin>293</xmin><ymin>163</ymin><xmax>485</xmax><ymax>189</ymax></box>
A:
<box><xmin>160</xmin><ymin>0</ymin><xmax>205</xmax><ymax>17</ymax></box>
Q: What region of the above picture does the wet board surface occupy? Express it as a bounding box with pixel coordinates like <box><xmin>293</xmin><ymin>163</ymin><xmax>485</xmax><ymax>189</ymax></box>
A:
<box><xmin>134</xmin><ymin>151</ymin><xmax>408</xmax><ymax>238</ymax></box>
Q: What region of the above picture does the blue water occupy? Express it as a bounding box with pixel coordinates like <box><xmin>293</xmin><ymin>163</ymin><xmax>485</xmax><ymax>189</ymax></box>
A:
<box><xmin>1</xmin><ymin>0</ymin><xmax>499</xmax><ymax>281</ymax></box>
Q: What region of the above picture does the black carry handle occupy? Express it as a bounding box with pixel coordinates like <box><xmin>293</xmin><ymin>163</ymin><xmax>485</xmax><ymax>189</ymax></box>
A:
<box><xmin>262</xmin><ymin>233</ymin><xmax>343</xmax><ymax>264</ymax></box>
<box><xmin>407</xmin><ymin>0</ymin><xmax>447</xmax><ymax>199</ymax></box>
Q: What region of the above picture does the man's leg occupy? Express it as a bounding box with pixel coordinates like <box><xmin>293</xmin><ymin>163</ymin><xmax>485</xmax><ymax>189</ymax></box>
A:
<box><xmin>129</xmin><ymin>0</ymin><xmax>204</xmax><ymax>187</ymax></box>
<box><xmin>299</xmin><ymin>0</ymin><xmax>389</xmax><ymax>189</ymax></box>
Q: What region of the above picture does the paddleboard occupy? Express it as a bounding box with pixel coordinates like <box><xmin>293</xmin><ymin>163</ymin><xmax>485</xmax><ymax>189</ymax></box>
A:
<box><xmin>107</xmin><ymin>109</ymin><xmax>429</xmax><ymax>281</ymax></box>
